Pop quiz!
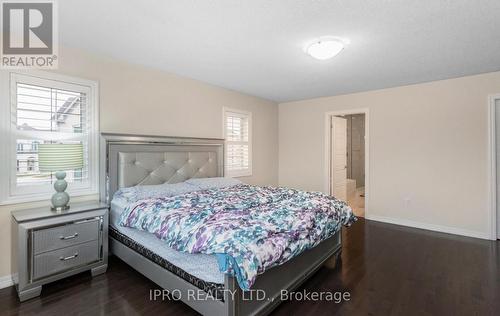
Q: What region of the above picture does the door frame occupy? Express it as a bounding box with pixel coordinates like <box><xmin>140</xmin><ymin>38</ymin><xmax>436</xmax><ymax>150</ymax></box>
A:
<box><xmin>324</xmin><ymin>108</ymin><xmax>370</xmax><ymax>217</ymax></box>
<box><xmin>488</xmin><ymin>94</ymin><xmax>500</xmax><ymax>240</ymax></box>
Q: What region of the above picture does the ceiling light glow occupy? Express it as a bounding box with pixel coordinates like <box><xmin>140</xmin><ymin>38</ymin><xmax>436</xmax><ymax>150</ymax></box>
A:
<box><xmin>305</xmin><ymin>37</ymin><xmax>348</xmax><ymax>60</ymax></box>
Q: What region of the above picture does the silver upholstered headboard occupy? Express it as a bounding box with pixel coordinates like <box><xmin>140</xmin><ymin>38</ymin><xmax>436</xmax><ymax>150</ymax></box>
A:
<box><xmin>100</xmin><ymin>133</ymin><xmax>224</xmax><ymax>204</ymax></box>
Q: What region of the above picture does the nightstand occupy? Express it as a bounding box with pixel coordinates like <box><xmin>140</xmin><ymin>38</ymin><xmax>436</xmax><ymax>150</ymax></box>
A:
<box><xmin>11</xmin><ymin>201</ymin><xmax>108</xmax><ymax>302</ymax></box>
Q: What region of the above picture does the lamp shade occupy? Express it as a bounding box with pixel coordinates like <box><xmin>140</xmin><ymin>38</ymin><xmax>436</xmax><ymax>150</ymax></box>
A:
<box><xmin>38</xmin><ymin>143</ymin><xmax>84</xmax><ymax>172</ymax></box>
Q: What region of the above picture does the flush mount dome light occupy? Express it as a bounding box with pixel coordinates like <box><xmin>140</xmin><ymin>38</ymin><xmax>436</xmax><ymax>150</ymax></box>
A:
<box><xmin>305</xmin><ymin>37</ymin><xmax>348</xmax><ymax>60</ymax></box>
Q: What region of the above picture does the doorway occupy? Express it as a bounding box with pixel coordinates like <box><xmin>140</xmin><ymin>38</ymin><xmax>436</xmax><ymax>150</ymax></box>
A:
<box><xmin>327</xmin><ymin>109</ymin><xmax>369</xmax><ymax>218</ymax></box>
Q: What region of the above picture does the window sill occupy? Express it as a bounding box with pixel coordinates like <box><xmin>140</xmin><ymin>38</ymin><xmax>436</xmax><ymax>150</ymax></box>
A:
<box><xmin>0</xmin><ymin>189</ymin><xmax>100</xmax><ymax>206</ymax></box>
<box><xmin>226</xmin><ymin>170</ymin><xmax>253</xmax><ymax>178</ymax></box>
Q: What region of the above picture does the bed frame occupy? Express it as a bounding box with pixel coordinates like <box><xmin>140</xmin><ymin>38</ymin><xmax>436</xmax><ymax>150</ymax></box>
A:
<box><xmin>100</xmin><ymin>133</ymin><xmax>342</xmax><ymax>316</ymax></box>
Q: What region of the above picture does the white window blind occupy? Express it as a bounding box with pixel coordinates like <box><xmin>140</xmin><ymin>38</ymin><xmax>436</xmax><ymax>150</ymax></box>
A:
<box><xmin>1</xmin><ymin>72</ymin><xmax>99</xmax><ymax>203</ymax></box>
<box><xmin>224</xmin><ymin>108</ymin><xmax>252</xmax><ymax>177</ymax></box>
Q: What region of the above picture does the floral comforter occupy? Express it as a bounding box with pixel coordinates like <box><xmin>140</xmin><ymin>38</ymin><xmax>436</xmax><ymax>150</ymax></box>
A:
<box><xmin>119</xmin><ymin>184</ymin><xmax>356</xmax><ymax>290</ymax></box>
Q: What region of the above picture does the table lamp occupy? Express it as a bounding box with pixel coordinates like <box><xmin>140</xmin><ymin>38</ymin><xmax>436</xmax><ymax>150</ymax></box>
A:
<box><xmin>38</xmin><ymin>143</ymin><xmax>84</xmax><ymax>211</ymax></box>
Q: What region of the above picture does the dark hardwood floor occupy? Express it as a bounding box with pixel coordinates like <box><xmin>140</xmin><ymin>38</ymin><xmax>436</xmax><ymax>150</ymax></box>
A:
<box><xmin>1</xmin><ymin>218</ymin><xmax>499</xmax><ymax>316</ymax></box>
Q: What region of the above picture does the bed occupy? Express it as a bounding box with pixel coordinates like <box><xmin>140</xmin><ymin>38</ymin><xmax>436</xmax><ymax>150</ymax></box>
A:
<box><xmin>100</xmin><ymin>133</ymin><xmax>354</xmax><ymax>316</ymax></box>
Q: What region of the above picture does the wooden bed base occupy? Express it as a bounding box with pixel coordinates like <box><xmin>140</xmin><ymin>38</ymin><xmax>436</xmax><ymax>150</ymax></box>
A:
<box><xmin>110</xmin><ymin>230</ymin><xmax>341</xmax><ymax>316</ymax></box>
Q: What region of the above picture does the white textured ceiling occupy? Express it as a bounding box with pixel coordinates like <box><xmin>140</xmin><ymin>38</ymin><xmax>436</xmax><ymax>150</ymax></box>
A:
<box><xmin>60</xmin><ymin>0</ymin><xmax>500</xmax><ymax>102</ymax></box>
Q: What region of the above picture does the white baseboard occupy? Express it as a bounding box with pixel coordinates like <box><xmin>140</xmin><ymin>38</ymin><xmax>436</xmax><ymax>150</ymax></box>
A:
<box><xmin>365</xmin><ymin>214</ymin><xmax>492</xmax><ymax>240</ymax></box>
<box><xmin>0</xmin><ymin>274</ymin><xmax>13</xmax><ymax>289</ymax></box>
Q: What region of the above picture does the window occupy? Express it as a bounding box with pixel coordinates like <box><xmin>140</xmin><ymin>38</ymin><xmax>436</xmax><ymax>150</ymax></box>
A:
<box><xmin>223</xmin><ymin>108</ymin><xmax>252</xmax><ymax>177</ymax></box>
<box><xmin>0</xmin><ymin>72</ymin><xmax>99</xmax><ymax>204</ymax></box>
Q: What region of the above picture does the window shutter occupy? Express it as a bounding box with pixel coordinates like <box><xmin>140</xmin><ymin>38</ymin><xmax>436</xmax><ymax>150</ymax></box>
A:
<box><xmin>224</xmin><ymin>109</ymin><xmax>252</xmax><ymax>177</ymax></box>
<box><xmin>14</xmin><ymin>83</ymin><xmax>89</xmax><ymax>186</ymax></box>
<box><xmin>3</xmin><ymin>73</ymin><xmax>98</xmax><ymax>202</ymax></box>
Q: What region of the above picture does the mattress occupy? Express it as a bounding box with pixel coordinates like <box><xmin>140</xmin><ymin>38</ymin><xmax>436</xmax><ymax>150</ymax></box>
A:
<box><xmin>110</xmin><ymin>197</ymin><xmax>225</xmax><ymax>298</ymax></box>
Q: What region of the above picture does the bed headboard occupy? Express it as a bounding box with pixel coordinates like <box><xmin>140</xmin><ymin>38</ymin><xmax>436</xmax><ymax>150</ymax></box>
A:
<box><xmin>100</xmin><ymin>133</ymin><xmax>224</xmax><ymax>204</ymax></box>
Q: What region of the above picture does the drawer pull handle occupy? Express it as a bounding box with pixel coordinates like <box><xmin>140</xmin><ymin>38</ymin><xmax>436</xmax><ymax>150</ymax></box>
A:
<box><xmin>60</xmin><ymin>233</ymin><xmax>78</xmax><ymax>240</ymax></box>
<box><xmin>59</xmin><ymin>253</ymin><xmax>79</xmax><ymax>261</ymax></box>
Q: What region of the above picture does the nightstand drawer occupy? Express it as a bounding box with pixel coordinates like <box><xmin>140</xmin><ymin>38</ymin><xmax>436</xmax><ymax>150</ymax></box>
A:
<box><xmin>33</xmin><ymin>219</ymin><xmax>100</xmax><ymax>254</ymax></box>
<box><xmin>32</xmin><ymin>240</ymin><xmax>100</xmax><ymax>280</ymax></box>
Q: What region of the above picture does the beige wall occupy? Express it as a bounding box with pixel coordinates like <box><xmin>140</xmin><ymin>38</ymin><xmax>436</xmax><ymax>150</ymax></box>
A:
<box><xmin>55</xmin><ymin>46</ymin><xmax>278</xmax><ymax>187</ymax></box>
<box><xmin>279</xmin><ymin>71</ymin><xmax>500</xmax><ymax>239</ymax></box>
<box><xmin>0</xmin><ymin>46</ymin><xmax>279</xmax><ymax>279</ymax></box>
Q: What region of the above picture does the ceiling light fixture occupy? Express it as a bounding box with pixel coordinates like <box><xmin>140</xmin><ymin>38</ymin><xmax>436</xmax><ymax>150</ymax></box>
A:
<box><xmin>305</xmin><ymin>37</ymin><xmax>348</xmax><ymax>60</ymax></box>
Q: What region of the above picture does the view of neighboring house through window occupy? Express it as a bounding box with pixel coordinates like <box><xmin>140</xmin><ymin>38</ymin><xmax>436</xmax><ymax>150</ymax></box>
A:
<box><xmin>0</xmin><ymin>72</ymin><xmax>99</xmax><ymax>202</ymax></box>
<box><xmin>16</xmin><ymin>83</ymin><xmax>85</xmax><ymax>185</ymax></box>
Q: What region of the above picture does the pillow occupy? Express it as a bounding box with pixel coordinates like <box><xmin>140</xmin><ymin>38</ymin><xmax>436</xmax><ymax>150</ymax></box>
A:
<box><xmin>185</xmin><ymin>177</ymin><xmax>243</xmax><ymax>190</ymax></box>
<box><xmin>113</xmin><ymin>182</ymin><xmax>198</xmax><ymax>203</ymax></box>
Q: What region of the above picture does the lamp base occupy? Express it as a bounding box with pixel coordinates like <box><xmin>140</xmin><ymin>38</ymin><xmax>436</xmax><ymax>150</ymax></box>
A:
<box><xmin>51</xmin><ymin>171</ymin><xmax>70</xmax><ymax>212</ymax></box>
<box><xmin>51</xmin><ymin>205</ymin><xmax>70</xmax><ymax>212</ymax></box>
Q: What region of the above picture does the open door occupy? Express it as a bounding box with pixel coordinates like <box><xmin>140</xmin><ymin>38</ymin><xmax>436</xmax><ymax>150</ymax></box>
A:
<box><xmin>331</xmin><ymin>116</ymin><xmax>347</xmax><ymax>201</ymax></box>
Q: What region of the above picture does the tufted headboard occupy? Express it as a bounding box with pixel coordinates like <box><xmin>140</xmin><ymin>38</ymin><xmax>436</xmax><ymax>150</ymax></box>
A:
<box><xmin>100</xmin><ymin>133</ymin><xmax>224</xmax><ymax>204</ymax></box>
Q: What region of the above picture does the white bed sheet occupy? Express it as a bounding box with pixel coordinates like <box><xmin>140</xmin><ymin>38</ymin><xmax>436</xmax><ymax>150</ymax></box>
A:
<box><xmin>110</xmin><ymin>197</ymin><xmax>224</xmax><ymax>284</ymax></box>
